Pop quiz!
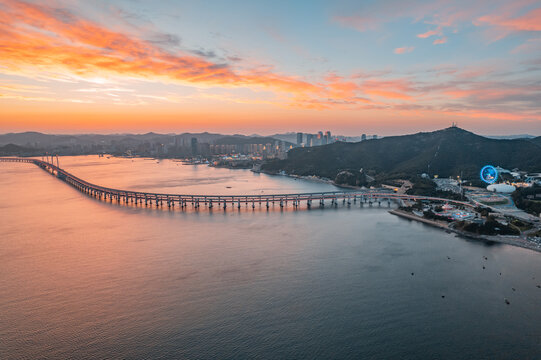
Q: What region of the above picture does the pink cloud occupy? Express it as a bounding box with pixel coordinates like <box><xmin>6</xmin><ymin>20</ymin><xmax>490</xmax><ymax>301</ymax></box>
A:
<box><xmin>433</xmin><ymin>37</ymin><xmax>447</xmax><ymax>44</ymax></box>
<box><xmin>477</xmin><ymin>7</ymin><xmax>541</xmax><ymax>31</ymax></box>
<box><xmin>511</xmin><ymin>38</ymin><xmax>541</xmax><ymax>53</ymax></box>
<box><xmin>417</xmin><ymin>27</ymin><xmax>442</xmax><ymax>38</ymax></box>
<box><xmin>394</xmin><ymin>46</ymin><xmax>414</xmax><ymax>54</ymax></box>
<box><xmin>475</xmin><ymin>6</ymin><xmax>541</xmax><ymax>40</ymax></box>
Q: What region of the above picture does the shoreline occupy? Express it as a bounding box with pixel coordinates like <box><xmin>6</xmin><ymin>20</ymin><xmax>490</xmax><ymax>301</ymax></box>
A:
<box><xmin>256</xmin><ymin>169</ymin><xmax>362</xmax><ymax>191</ymax></box>
<box><xmin>389</xmin><ymin>209</ymin><xmax>541</xmax><ymax>253</ymax></box>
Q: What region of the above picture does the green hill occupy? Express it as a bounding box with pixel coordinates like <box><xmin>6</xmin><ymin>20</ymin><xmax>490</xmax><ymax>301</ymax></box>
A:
<box><xmin>529</xmin><ymin>136</ymin><xmax>541</xmax><ymax>147</ymax></box>
<box><xmin>0</xmin><ymin>143</ymin><xmax>41</xmax><ymax>156</ymax></box>
<box><xmin>262</xmin><ymin>127</ymin><xmax>541</xmax><ymax>181</ymax></box>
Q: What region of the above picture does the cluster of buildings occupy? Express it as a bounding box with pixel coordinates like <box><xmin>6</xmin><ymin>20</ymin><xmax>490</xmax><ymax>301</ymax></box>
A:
<box><xmin>295</xmin><ymin>131</ymin><xmax>378</xmax><ymax>147</ymax></box>
<box><xmin>175</xmin><ymin>138</ymin><xmax>290</xmax><ymax>160</ymax></box>
<box><xmin>208</xmin><ymin>142</ymin><xmax>290</xmax><ymax>158</ymax></box>
<box><xmin>296</xmin><ymin>131</ymin><xmax>333</xmax><ymax>147</ymax></box>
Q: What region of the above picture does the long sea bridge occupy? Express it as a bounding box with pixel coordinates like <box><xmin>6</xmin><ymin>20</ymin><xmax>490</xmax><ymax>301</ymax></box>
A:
<box><xmin>0</xmin><ymin>157</ymin><xmax>474</xmax><ymax>210</ymax></box>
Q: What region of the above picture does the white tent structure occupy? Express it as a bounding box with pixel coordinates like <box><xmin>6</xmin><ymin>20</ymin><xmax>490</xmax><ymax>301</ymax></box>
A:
<box><xmin>487</xmin><ymin>183</ymin><xmax>516</xmax><ymax>193</ymax></box>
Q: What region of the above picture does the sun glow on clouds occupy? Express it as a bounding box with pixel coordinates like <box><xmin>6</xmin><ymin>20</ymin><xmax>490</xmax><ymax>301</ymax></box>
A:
<box><xmin>0</xmin><ymin>0</ymin><xmax>540</xmax><ymax>133</ymax></box>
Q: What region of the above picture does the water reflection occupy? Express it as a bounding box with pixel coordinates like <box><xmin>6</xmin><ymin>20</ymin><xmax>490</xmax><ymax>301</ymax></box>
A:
<box><xmin>0</xmin><ymin>157</ymin><xmax>540</xmax><ymax>359</ymax></box>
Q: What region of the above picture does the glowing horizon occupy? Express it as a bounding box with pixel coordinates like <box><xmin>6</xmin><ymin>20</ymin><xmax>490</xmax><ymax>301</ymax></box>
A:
<box><xmin>0</xmin><ymin>0</ymin><xmax>540</xmax><ymax>135</ymax></box>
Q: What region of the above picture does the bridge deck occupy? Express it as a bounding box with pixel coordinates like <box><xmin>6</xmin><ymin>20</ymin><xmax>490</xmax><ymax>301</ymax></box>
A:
<box><xmin>0</xmin><ymin>157</ymin><xmax>474</xmax><ymax>209</ymax></box>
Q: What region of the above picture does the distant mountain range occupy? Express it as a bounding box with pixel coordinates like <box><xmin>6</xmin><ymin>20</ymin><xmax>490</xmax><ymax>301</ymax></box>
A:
<box><xmin>0</xmin><ymin>131</ymin><xmax>226</xmax><ymax>147</ymax></box>
<box><xmin>262</xmin><ymin>127</ymin><xmax>541</xmax><ymax>180</ymax></box>
<box><xmin>0</xmin><ymin>131</ymin><xmax>292</xmax><ymax>148</ymax></box>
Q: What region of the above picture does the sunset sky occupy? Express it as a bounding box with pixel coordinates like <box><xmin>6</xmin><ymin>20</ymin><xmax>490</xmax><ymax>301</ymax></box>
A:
<box><xmin>0</xmin><ymin>0</ymin><xmax>540</xmax><ymax>135</ymax></box>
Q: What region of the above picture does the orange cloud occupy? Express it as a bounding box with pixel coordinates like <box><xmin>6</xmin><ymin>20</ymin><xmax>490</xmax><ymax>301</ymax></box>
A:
<box><xmin>361</xmin><ymin>79</ymin><xmax>416</xmax><ymax>101</ymax></box>
<box><xmin>394</xmin><ymin>47</ymin><xmax>414</xmax><ymax>54</ymax></box>
<box><xmin>1</xmin><ymin>0</ymin><xmax>538</xmax><ymax>133</ymax></box>
<box><xmin>364</xmin><ymin>89</ymin><xmax>413</xmax><ymax>101</ymax></box>
<box><xmin>0</xmin><ymin>1</ymin><xmax>325</xmax><ymax>104</ymax></box>
<box><xmin>475</xmin><ymin>7</ymin><xmax>541</xmax><ymax>38</ymax></box>
<box><xmin>4</xmin><ymin>1</ymin><xmax>434</xmax><ymax>112</ymax></box>
<box><xmin>477</xmin><ymin>7</ymin><xmax>541</xmax><ymax>31</ymax></box>
<box><xmin>417</xmin><ymin>27</ymin><xmax>442</xmax><ymax>38</ymax></box>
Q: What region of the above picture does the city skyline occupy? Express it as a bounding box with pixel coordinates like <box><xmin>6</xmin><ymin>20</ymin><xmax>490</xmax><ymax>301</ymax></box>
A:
<box><xmin>0</xmin><ymin>0</ymin><xmax>540</xmax><ymax>135</ymax></box>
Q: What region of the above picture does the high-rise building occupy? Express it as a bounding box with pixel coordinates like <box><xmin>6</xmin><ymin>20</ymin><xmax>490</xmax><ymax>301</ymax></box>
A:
<box><xmin>190</xmin><ymin>137</ymin><xmax>198</xmax><ymax>155</ymax></box>
<box><xmin>296</xmin><ymin>132</ymin><xmax>303</xmax><ymax>146</ymax></box>
<box><xmin>317</xmin><ymin>131</ymin><xmax>323</xmax><ymax>146</ymax></box>
<box><xmin>306</xmin><ymin>134</ymin><xmax>314</xmax><ymax>147</ymax></box>
<box><xmin>372</xmin><ymin>135</ymin><xmax>378</xmax><ymax>140</ymax></box>
<box><xmin>361</xmin><ymin>134</ymin><xmax>367</xmax><ymax>141</ymax></box>
<box><xmin>325</xmin><ymin>131</ymin><xmax>332</xmax><ymax>144</ymax></box>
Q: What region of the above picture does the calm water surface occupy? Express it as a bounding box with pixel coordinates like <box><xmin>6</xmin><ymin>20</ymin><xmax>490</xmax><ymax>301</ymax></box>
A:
<box><xmin>0</xmin><ymin>156</ymin><xmax>540</xmax><ymax>359</ymax></box>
